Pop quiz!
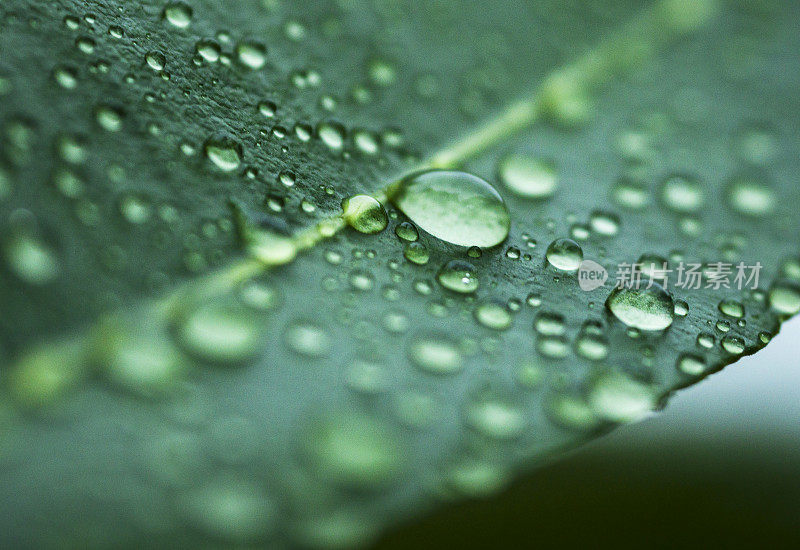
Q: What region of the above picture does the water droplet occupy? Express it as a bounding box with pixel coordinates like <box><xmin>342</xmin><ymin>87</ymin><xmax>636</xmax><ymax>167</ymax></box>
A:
<box><xmin>674</xmin><ymin>299</ymin><xmax>689</xmax><ymax>317</ymax></box>
<box><xmin>285</xmin><ymin>322</ymin><xmax>330</xmax><ymax>357</ymax></box>
<box><xmin>718</xmin><ymin>299</ymin><xmax>744</xmax><ymax>318</ymax></box>
<box><xmin>368</xmin><ymin>59</ymin><xmax>397</xmax><ymax>86</ymax></box>
<box><xmin>76</xmin><ymin>36</ymin><xmax>95</xmax><ymax>54</ymax></box>
<box><xmin>721</xmin><ymin>334</ymin><xmax>745</xmax><ymax>355</ymax></box>
<box><xmin>180</xmin><ymin>475</ymin><xmax>276</xmax><ymax>543</ymax></box>
<box><xmin>395</xmin><ymin>221</ymin><xmax>418</xmax><ymax>242</ymax></box>
<box><xmin>445</xmin><ymin>459</ymin><xmax>508</xmax><ymax>497</ymax></box>
<box><xmin>498</xmin><ymin>154</ymin><xmax>557</xmax><ymax>200</ymax></box>
<box><xmin>697</xmin><ymin>332</ymin><xmax>715</xmax><ymax>348</ymax></box>
<box><xmin>611</xmin><ymin>177</ymin><xmax>650</xmax><ymax>210</ymax></box>
<box><xmin>341</xmin><ymin>195</ymin><xmax>387</xmax><ymax>234</ymax></box>
<box><xmin>589</xmin><ymin>372</ymin><xmax>657</xmax><ymax>422</ymax></box>
<box><xmin>606</xmin><ymin>283</ymin><xmax>675</xmax><ymax>331</ymax></box>
<box><xmin>768</xmin><ymin>280</ymin><xmax>800</xmax><ymax>315</ymax></box>
<box><xmin>726</xmin><ymin>175</ymin><xmax>775</xmax><ymax>217</ymax></box>
<box><xmin>95</xmin><ymin>105</ymin><xmax>123</xmax><ymax>131</ymax></box>
<box><xmin>677</xmin><ymin>353</ymin><xmax>706</xmax><ymax>376</ymax></box>
<box><xmin>534</xmin><ymin>311</ymin><xmax>565</xmax><ymax>335</ymax></box>
<box><xmin>526</xmin><ymin>292</ymin><xmax>542</xmax><ymax>307</ymax></box>
<box><xmin>575</xmin><ymin>321</ymin><xmax>609</xmax><ymax>361</ymax></box>
<box><xmin>205</xmin><ymin>137</ymin><xmax>242</xmax><ymax>172</ymax></box>
<box><xmin>102</xmin><ymin>324</ymin><xmax>185</xmax><ymax>396</ymax></box>
<box><xmin>353</xmin><ymin>129</ymin><xmax>379</xmax><ymax>155</ymax></box>
<box><xmin>163</xmin><ymin>2</ymin><xmax>193</xmax><ymax>28</ymax></box>
<box><xmin>349</xmin><ymin>269</ymin><xmax>374</xmax><ymax>291</ymax></box>
<box><xmin>196</xmin><ymin>40</ymin><xmax>221</xmax><ymax>62</ymax></box>
<box><xmin>4</xmin><ymin>233</ymin><xmax>60</xmax><ymax>285</ymax></box>
<box><xmin>146</xmin><ymin>51</ymin><xmax>166</xmax><ymax>71</ymax></box>
<box><xmin>108</xmin><ymin>25</ymin><xmax>124</xmax><ymax>38</ymax></box>
<box><xmin>589</xmin><ymin>210</ymin><xmax>620</xmax><ymax>236</ymax></box>
<box><xmin>403</xmin><ymin>242</ymin><xmax>429</xmax><ymax>265</ymax></box>
<box><xmin>466</xmin><ymin>396</ymin><xmax>525</xmax><ymax>439</ymax></box>
<box><xmin>301</xmin><ymin>413</ymin><xmax>403</xmax><ymax>490</ymax></box>
<box><xmin>389</xmin><ymin>170</ymin><xmax>510</xmax><ymax>248</ymax></box>
<box><xmin>409</xmin><ymin>338</ymin><xmax>462</xmax><ymax>374</ymax></box>
<box><xmin>53</xmin><ymin>65</ymin><xmax>77</xmax><ymax>89</ymax></box>
<box><xmin>119</xmin><ymin>194</ymin><xmax>151</xmax><ymax>224</ymax></box>
<box><xmin>236</xmin><ymin>42</ymin><xmax>267</xmax><ymax>69</ymax></box>
<box><xmin>660</xmin><ymin>174</ymin><xmax>704</xmax><ymax>213</ymax></box>
<box><xmin>317</xmin><ymin>121</ymin><xmax>345</xmax><ymax>150</ymax></box>
<box><xmin>175</xmin><ymin>301</ymin><xmax>263</xmax><ymax>364</ymax></box>
<box><xmin>474</xmin><ymin>303</ymin><xmax>512</xmax><ymax>331</ymax></box>
<box><xmin>545</xmin><ymin>238</ymin><xmax>583</xmax><ymax>271</ymax></box>
<box><xmin>437</xmin><ymin>260</ymin><xmax>479</xmax><ymax>294</ymax></box>
<box><xmin>346</xmin><ymin>360</ymin><xmax>390</xmax><ymax>394</ymax></box>
<box><xmin>536</xmin><ymin>335</ymin><xmax>569</xmax><ymax>358</ymax></box>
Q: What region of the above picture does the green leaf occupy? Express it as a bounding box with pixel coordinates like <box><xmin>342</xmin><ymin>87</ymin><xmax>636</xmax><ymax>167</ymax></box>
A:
<box><xmin>1</xmin><ymin>0</ymin><xmax>799</xmax><ymax>547</ymax></box>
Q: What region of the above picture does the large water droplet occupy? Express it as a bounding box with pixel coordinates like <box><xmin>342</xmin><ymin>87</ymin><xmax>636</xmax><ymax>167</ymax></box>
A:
<box><xmin>606</xmin><ymin>283</ymin><xmax>675</xmax><ymax>331</ymax></box>
<box><xmin>389</xmin><ymin>170</ymin><xmax>510</xmax><ymax>248</ymax></box>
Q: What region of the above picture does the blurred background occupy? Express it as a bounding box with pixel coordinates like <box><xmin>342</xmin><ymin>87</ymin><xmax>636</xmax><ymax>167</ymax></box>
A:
<box><xmin>377</xmin><ymin>316</ymin><xmax>800</xmax><ymax>548</ymax></box>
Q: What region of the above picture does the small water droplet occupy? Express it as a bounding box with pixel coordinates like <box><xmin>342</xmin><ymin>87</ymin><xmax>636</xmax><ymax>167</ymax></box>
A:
<box><xmin>611</xmin><ymin>177</ymin><xmax>650</xmax><ymax>210</ymax></box>
<box><xmin>317</xmin><ymin>121</ymin><xmax>345</xmax><ymax>150</ymax></box>
<box><xmin>589</xmin><ymin>210</ymin><xmax>620</xmax><ymax>236</ymax></box>
<box><xmin>95</xmin><ymin>105</ymin><xmax>123</xmax><ymax>131</ymax></box>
